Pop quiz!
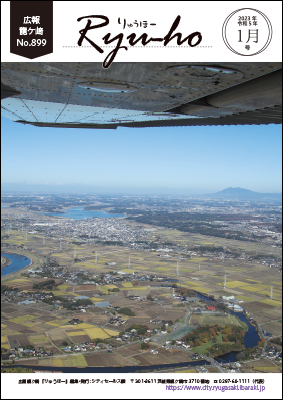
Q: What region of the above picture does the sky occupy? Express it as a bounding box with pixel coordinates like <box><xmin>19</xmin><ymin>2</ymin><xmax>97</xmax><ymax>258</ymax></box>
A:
<box><xmin>1</xmin><ymin>116</ymin><xmax>282</xmax><ymax>195</ymax></box>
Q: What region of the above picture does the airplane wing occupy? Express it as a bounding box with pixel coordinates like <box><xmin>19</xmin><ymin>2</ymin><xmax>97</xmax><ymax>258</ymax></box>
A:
<box><xmin>1</xmin><ymin>62</ymin><xmax>282</xmax><ymax>129</ymax></box>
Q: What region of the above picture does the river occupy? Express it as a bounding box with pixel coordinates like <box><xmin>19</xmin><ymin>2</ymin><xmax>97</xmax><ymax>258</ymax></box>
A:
<box><xmin>195</xmin><ymin>293</ymin><xmax>261</xmax><ymax>363</ymax></box>
<box><xmin>1</xmin><ymin>253</ymin><xmax>31</xmax><ymax>277</ymax></box>
<box><xmin>1</xmin><ymin>254</ymin><xmax>260</xmax><ymax>366</ymax></box>
<box><xmin>1</xmin><ymin>359</ymin><xmax>209</xmax><ymax>373</ymax></box>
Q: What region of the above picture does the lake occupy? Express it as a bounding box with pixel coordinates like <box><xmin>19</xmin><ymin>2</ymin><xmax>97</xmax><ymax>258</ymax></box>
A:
<box><xmin>1</xmin><ymin>253</ymin><xmax>31</xmax><ymax>277</ymax></box>
<box><xmin>40</xmin><ymin>206</ymin><xmax>126</xmax><ymax>220</ymax></box>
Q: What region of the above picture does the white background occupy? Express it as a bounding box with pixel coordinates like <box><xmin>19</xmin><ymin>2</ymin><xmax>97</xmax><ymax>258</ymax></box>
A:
<box><xmin>2</xmin><ymin>372</ymin><xmax>283</xmax><ymax>399</ymax></box>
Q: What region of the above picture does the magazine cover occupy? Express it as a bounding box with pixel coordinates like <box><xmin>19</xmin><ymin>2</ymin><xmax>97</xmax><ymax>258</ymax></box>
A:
<box><xmin>1</xmin><ymin>1</ymin><xmax>282</xmax><ymax>399</ymax></box>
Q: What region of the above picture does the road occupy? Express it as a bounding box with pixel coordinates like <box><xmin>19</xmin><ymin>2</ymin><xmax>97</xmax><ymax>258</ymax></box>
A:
<box><xmin>202</xmin><ymin>355</ymin><xmax>226</xmax><ymax>373</ymax></box>
<box><xmin>248</xmin><ymin>312</ymin><xmax>267</xmax><ymax>355</ymax></box>
<box><xmin>150</xmin><ymin>303</ymin><xmax>227</xmax><ymax>372</ymax></box>
<box><xmin>152</xmin><ymin>302</ymin><xmax>191</xmax><ymax>343</ymax></box>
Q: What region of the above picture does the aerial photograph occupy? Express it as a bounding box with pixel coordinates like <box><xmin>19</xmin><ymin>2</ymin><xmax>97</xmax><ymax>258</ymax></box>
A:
<box><xmin>1</xmin><ymin>62</ymin><xmax>282</xmax><ymax>375</ymax></box>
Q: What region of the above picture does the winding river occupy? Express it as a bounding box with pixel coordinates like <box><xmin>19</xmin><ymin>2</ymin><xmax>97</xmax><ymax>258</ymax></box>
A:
<box><xmin>1</xmin><ymin>253</ymin><xmax>31</xmax><ymax>277</ymax></box>
<box><xmin>196</xmin><ymin>293</ymin><xmax>261</xmax><ymax>363</ymax></box>
<box><xmin>1</xmin><ymin>257</ymin><xmax>261</xmax><ymax>368</ymax></box>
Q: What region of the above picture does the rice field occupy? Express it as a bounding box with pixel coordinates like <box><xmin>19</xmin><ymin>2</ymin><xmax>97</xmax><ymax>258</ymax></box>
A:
<box><xmin>177</xmin><ymin>283</ymin><xmax>193</xmax><ymax>288</ymax></box>
<box><xmin>271</xmin><ymin>281</ymin><xmax>282</xmax><ymax>286</ymax></box>
<box><xmin>49</xmin><ymin>322</ymin><xmax>113</xmax><ymax>341</ymax></box>
<box><xmin>2</xmin><ymin>239</ymin><xmax>29</xmax><ymax>245</ymax></box>
<box><xmin>256</xmin><ymin>284</ymin><xmax>275</xmax><ymax>289</ymax></box>
<box><xmin>21</xmin><ymin>322</ymin><xmax>35</xmax><ymax>327</ymax></box>
<box><xmin>235</xmin><ymin>295</ymin><xmax>256</xmax><ymax>302</ymax></box>
<box><xmin>192</xmin><ymin>270</ymin><xmax>211</xmax><ymax>274</ymax></box>
<box><xmin>104</xmin><ymin>284</ymin><xmax>118</xmax><ymax>289</ymax></box>
<box><xmin>156</xmin><ymin>267</ymin><xmax>173</xmax><ymax>272</ymax></box>
<box><xmin>5</xmin><ymin>277</ymin><xmax>29</xmax><ymax>283</ymax></box>
<box><xmin>65</xmin><ymin>354</ymin><xmax>88</xmax><ymax>367</ymax></box>
<box><xmin>52</xmin><ymin>358</ymin><xmax>64</xmax><ymax>367</ymax></box>
<box><xmin>51</xmin><ymin>354</ymin><xmax>88</xmax><ymax>367</ymax></box>
<box><xmin>229</xmin><ymin>268</ymin><xmax>247</xmax><ymax>271</ymax></box>
<box><xmin>51</xmin><ymin>289</ymin><xmax>79</xmax><ymax>297</ymax></box>
<box><xmin>7</xmin><ymin>332</ymin><xmax>22</xmax><ymax>335</ymax></box>
<box><xmin>120</xmin><ymin>269</ymin><xmax>136</xmax><ymax>273</ymax></box>
<box><xmin>260</xmin><ymin>299</ymin><xmax>282</xmax><ymax>306</ymax></box>
<box><xmin>84</xmin><ymin>327</ymin><xmax>110</xmax><ymax>339</ymax></box>
<box><xmin>103</xmin><ymin>328</ymin><xmax>120</xmax><ymax>336</ymax></box>
<box><xmin>56</xmin><ymin>284</ymin><xmax>69</xmax><ymax>290</ymax></box>
<box><xmin>1</xmin><ymin>330</ymin><xmax>11</xmax><ymax>335</ymax></box>
<box><xmin>59</xmin><ymin>325</ymin><xmax>80</xmax><ymax>330</ymax></box>
<box><xmin>152</xmin><ymin>262</ymin><xmax>169</xmax><ymax>265</ymax></box>
<box><xmin>29</xmin><ymin>335</ymin><xmax>49</xmax><ymax>343</ymax></box>
<box><xmin>67</xmin><ymin>330</ymin><xmax>86</xmax><ymax>336</ymax></box>
<box><xmin>46</xmin><ymin>319</ymin><xmax>67</xmax><ymax>326</ymax></box>
<box><xmin>259</xmin><ymin>289</ymin><xmax>280</xmax><ymax>296</ymax></box>
<box><xmin>239</xmin><ymin>285</ymin><xmax>263</xmax><ymax>292</ymax></box>
<box><xmin>90</xmin><ymin>297</ymin><xmax>105</xmax><ymax>301</ymax></box>
<box><xmin>218</xmin><ymin>281</ymin><xmax>251</xmax><ymax>288</ymax></box>
<box><xmin>184</xmin><ymin>281</ymin><xmax>201</xmax><ymax>286</ymax></box>
<box><xmin>71</xmin><ymin>323</ymin><xmax>95</xmax><ymax>329</ymax></box>
<box><xmin>121</xmin><ymin>282</ymin><xmax>133</xmax><ymax>288</ymax></box>
<box><xmin>178</xmin><ymin>282</ymin><xmax>211</xmax><ymax>292</ymax></box>
<box><xmin>254</xmin><ymin>367</ymin><xmax>281</xmax><ymax>371</ymax></box>
<box><xmin>9</xmin><ymin>315</ymin><xmax>36</xmax><ymax>324</ymax></box>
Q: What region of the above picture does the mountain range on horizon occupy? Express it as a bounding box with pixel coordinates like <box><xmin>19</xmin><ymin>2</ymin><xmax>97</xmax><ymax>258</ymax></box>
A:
<box><xmin>203</xmin><ymin>187</ymin><xmax>282</xmax><ymax>201</ymax></box>
<box><xmin>0</xmin><ymin>183</ymin><xmax>282</xmax><ymax>200</ymax></box>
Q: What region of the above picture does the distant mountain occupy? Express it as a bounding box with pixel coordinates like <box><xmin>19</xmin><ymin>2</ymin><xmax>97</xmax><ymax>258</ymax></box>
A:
<box><xmin>203</xmin><ymin>187</ymin><xmax>282</xmax><ymax>201</ymax></box>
